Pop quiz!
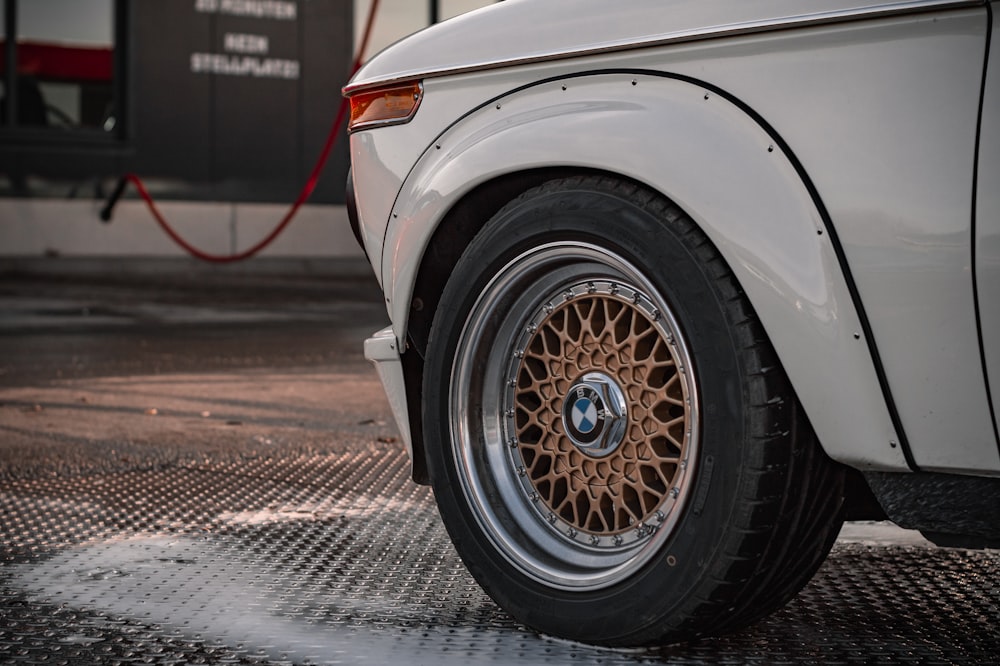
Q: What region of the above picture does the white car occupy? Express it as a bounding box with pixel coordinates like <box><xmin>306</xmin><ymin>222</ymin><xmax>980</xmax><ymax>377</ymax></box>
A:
<box><xmin>344</xmin><ymin>0</ymin><xmax>1000</xmax><ymax>645</ymax></box>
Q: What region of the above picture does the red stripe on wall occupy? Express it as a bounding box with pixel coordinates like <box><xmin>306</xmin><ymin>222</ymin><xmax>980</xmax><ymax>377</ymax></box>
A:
<box><xmin>0</xmin><ymin>40</ymin><xmax>113</xmax><ymax>83</ymax></box>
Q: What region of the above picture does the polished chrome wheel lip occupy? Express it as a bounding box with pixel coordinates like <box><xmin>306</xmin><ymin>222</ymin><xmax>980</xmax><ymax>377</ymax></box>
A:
<box><xmin>450</xmin><ymin>241</ymin><xmax>700</xmax><ymax>590</ymax></box>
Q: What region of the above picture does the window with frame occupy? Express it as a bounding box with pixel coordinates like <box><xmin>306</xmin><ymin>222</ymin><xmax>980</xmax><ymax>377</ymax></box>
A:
<box><xmin>1</xmin><ymin>0</ymin><xmax>121</xmax><ymax>137</ymax></box>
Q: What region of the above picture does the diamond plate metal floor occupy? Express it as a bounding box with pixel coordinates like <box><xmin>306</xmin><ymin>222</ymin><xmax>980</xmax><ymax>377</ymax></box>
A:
<box><xmin>2</xmin><ymin>442</ymin><xmax>999</xmax><ymax>665</ymax></box>
<box><xmin>1</xmin><ymin>271</ymin><xmax>998</xmax><ymax>664</ymax></box>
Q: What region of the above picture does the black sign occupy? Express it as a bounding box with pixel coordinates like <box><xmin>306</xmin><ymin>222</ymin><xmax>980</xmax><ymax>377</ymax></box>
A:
<box><xmin>0</xmin><ymin>0</ymin><xmax>353</xmax><ymax>204</ymax></box>
<box><xmin>131</xmin><ymin>0</ymin><xmax>352</xmax><ymax>203</ymax></box>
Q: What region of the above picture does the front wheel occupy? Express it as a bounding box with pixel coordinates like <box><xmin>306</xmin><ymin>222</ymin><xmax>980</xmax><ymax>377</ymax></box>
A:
<box><xmin>423</xmin><ymin>176</ymin><xmax>845</xmax><ymax>645</ymax></box>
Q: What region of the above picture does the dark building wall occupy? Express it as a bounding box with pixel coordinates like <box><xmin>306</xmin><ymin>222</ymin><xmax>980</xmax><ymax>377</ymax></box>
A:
<box><xmin>1</xmin><ymin>0</ymin><xmax>353</xmax><ymax>204</ymax></box>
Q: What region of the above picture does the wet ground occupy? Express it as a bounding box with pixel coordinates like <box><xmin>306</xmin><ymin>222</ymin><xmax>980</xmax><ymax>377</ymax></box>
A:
<box><xmin>1</xmin><ymin>267</ymin><xmax>998</xmax><ymax>665</ymax></box>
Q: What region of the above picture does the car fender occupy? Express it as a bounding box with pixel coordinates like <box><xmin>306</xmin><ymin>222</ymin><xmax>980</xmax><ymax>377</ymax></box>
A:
<box><xmin>383</xmin><ymin>70</ymin><xmax>909</xmax><ymax>471</ymax></box>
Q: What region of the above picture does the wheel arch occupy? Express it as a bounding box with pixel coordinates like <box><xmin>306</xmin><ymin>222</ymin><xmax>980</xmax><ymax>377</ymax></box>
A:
<box><xmin>399</xmin><ymin>166</ymin><xmax>605</xmax><ymax>483</ymax></box>
<box><xmin>386</xmin><ymin>70</ymin><xmax>910</xmax><ymax>477</ymax></box>
<box><xmin>407</xmin><ymin>167</ymin><xmax>620</xmax><ymax>359</ymax></box>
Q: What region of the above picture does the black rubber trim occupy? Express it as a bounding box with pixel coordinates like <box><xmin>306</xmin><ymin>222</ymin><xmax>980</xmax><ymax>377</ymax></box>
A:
<box><xmin>345</xmin><ymin>168</ymin><xmax>362</xmax><ymax>248</ymax></box>
<box><xmin>971</xmin><ymin>4</ymin><xmax>1000</xmax><ymax>458</ymax></box>
<box><xmin>865</xmin><ymin>470</ymin><xmax>1000</xmax><ymax>544</ymax></box>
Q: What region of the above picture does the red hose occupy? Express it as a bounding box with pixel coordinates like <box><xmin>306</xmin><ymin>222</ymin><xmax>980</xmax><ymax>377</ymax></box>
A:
<box><xmin>111</xmin><ymin>0</ymin><xmax>380</xmax><ymax>264</ymax></box>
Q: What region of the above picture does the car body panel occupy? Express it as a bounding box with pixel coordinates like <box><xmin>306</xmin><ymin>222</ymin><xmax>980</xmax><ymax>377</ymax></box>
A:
<box><xmin>349</xmin><ymin>5</ymin><xmax>999</xmax><ymax>475</ymax></box>
<box><xmin>348</xmin><ymin>72</ymin><xmax>532</xmax><ymax>289</ymax></box>
<box><xmin>346</xmin><ymin>0</ymin><xmax>981</xmax><ymax>94</ymax></box>
<box><xmin>380</xmin><ymin>70</ymin><xmax>910</xmax><ymax>471</ymax></box>
<box><xmin>702</xmin><ymin>11</ymin><xmax>996</xmax><ymax>474</ymax></box>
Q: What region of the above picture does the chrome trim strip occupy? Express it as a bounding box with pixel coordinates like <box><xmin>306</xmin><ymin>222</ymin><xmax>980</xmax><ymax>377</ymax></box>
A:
<box><xmin>344</xmin><ymin>0</ymin><xmax>983</xmax><ymax>95</ymax></box>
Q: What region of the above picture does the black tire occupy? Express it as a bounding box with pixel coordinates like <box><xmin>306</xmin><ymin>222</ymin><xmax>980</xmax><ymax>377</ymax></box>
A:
<box><xmin>422</xmin><ymin>175</ymin><xmax>846</xmax><ymax>646</ymax></box>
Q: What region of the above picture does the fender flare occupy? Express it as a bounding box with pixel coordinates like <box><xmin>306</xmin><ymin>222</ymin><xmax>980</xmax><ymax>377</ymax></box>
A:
<box><xmin>383</xmin><ymin>70</ymin><xmax>909</xmax><ymax>471</ymax></box>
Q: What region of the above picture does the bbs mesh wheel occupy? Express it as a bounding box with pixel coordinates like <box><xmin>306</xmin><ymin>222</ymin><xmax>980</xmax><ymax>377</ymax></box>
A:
<box><xmin>511</xmin><ymin>276</ymin><xmax>695</xmax><ymax>553</ymax></box>
<box><xmin>450</xmin><ymin>241</ymin><xmax>699</xmax><ymax>589</ymax></box>
<box><xmin>423</xmin><ymin>176</ymin><xmax>846</xmax><ymax>645</ymax></box>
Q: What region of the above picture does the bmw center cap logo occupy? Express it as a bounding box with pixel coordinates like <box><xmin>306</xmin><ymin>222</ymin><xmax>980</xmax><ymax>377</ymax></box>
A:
<box><xmin>563</xmin><ymin>372</ymin><xmax>627</xmax><ymax>455</ymax></box>
<box><xmin>568</xmin><ymin>387</ymin><xmax>606</xmax><ymax>445</ymax></box>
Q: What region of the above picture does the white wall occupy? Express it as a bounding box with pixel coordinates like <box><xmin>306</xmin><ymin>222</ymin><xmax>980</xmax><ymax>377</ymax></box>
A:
<box><xmin>0</xmin><ymin>200</ymin><xmax>362</xmax><ymax>259</ymax></box>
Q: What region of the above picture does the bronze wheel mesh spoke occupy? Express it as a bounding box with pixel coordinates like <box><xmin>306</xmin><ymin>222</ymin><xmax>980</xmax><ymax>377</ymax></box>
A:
<box><xmin>513</xmin><ymin>292</ymin><xmax>690</xmax><ymax>536</ymax></box>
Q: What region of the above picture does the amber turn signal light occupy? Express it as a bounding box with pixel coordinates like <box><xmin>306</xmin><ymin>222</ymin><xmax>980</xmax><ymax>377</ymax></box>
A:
<box><xmin>348</xmin><ymin>82</ymin><xmax>423</xmax><ymax>132</ymax></box>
